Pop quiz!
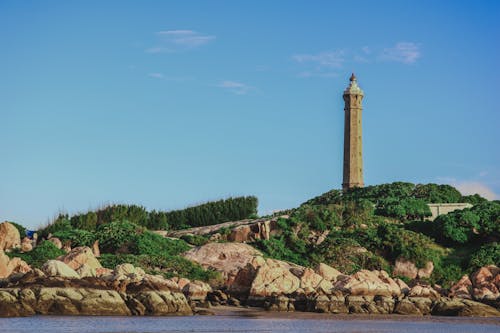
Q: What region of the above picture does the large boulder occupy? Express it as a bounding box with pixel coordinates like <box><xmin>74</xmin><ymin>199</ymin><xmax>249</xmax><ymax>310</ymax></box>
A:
<box><xmin>449</xmin><ymin>275</ymin><xmax>473</xmax><ymax>299</ymax></box>
<box><xmin>182</xmin><ymin>280</ymin><xmax>212</xmax><ymax>301</ymax></box>
<box><xmin>0</xmin><ymin>250</ymin><xmax>31</xmax><ymax>278</ymax></box>
<box><xmin>470</xmin><ymin>265</ymin><xmax>500</xmax><ymax>301</ymax></box>
<box><xmin>249</xmin><ymin>257</ymin><xmax>300</xmax><ymax>297</ymax></box>
<box><xmin>42</xmin><ymin>260</ymin><xmax>80</xmax><ymax>279</ymax></box>
<box><xmin>183</xmin><ymin>242</ymin><xmax>261</xmax><ymax>282</ymax></box>
<box><xmin>393</xmin><ymin>258</ymin><xmax>434</xmax><ymax>279</ymax></box>
<box><xmin>449</xmin><ymin>265</ymin><xmax>500</xmax><ymax>301</ymax></box>
<box><xmin>0</xmin><ymin>250</ymin><xmax>10</xmax><ymax>278</ymax></box>
<box><xmin>334</xmin><ymin>270</ymin><xmax>401</xmax><ymax>297</ymax></box>
<box><xmin>21</xmin><ymin>237</ymin><xmax>32</xmax><ymax>252</ymax></box>
<box><xmin>130</xmin><ymin>290</ymin><xmax>192</xmax><ymax>315</ymax></box>
<box><xmin>294</xmin><ymin>267</ymin><xmax>333</xmax><ymax>294</ymax></box>
<box><xmin>57</xmin><ymin>246</ymin><xmax>102</xmax><ymax>271</ymax></box>
<box><xmin>47</xmin><ymin>237</ymin><xmax>62</xmax><ymax>249</ymax></box>
<box><xmin>227</xmin><ymin>220</ymin><xmax>276</xmax><ymax>243</ymax></box>
<box><xmin>36</xmin><ymin>287</ymin><xmax>131</xmax><ymax>316</ymax></box>
<box><xmin>113</xmin><ymin>263</ymin><xmax>145</xmax><ymax>282</ymax></box>
<box><xmin>432</xmin><ymin>298</ymin><xmax>500</xmax><ymax>317</ymax></box>
<box><xmin>315</xmin><ymin>263</ymin><xmax>343</xmax><ymax>282</ymax></box>
<box><xmin>0</xmin><ymin>222</ymin><xmax>21</xmax><ymax>251</ymax></box>
<box><xmin>408</xmin><ymin>283</ymin><xmax>440</xmax><ymax>300</ymax></box>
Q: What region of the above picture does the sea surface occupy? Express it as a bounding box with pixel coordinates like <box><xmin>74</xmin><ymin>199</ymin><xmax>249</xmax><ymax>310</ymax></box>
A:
<box><xmin>1</xmin><ymin>309</ymin><xmax>499</xmax><ymax>333</ymax></box>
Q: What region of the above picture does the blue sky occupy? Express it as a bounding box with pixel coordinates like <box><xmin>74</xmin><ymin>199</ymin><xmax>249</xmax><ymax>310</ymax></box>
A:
<box><xmin>1</xmin><ymin>1</ymin><xmax>499</xmax><ymax>229</ymax></box>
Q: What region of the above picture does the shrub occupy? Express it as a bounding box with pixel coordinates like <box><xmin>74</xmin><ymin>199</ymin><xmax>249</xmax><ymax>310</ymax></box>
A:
<box><xmin>38</xmin><ymin>214</ymin><xmax>72</xmax><ymax>239</ymax></box>
<box><xmin>97</xmin><ymin>220</ymin><xmax>145</xmax><ymax>253</ymax></box>
<box><xmin>469</xmin><ymin>242</ymin><xmax>500</xmax><ymax>271</ymax></box>
<box><xmin>412</xmin><ymin>183</ymin><xmax>462</xmax><ymax>203</ymax></box>
<box><xmin>70</xmin><ymin>212</ymin><xmax>98</xmax><ymax>231</ymax></box>
<box><xmin>99</xmin><ymin>254</ymin><xmax>220</xmax><ymax>282</ymax></box>
<box><xmin>131</xmin><ymin>231</ymin><xmax>190</xmax><ymax>256</ymax></box>
<box><xmin>7</xmin><ymin>241</ymin><xmax>65</xmax><ymax>268</ymax></box>
<box><xmin>434</xmin><ymin>202</ymin><xmax>500</xmax><ymax>245</ymax></box>
<box><xmin>253</xmin><ymin>237</ymin><xmax>309</xmax><ymax>266</ymax></box>
<box><xmin>52</xmin><ymin>229</ymin><xmax>96</xmax><ymax>247</ymax></box>
<box><xmin>378</xmin><ymin>223</ymin><xmax>443</xmax><ymax>267</ymax></box>
<box><xmin>431</xmin><ymin>263</ymin><xmax>464</xmax><ymax>289</ymax></box>
<box><xmin>180</xmin><ymin>234</ymin><xmax>209</xmax><ymax>246</ymax></box>
<box><xmin>165</xmin><ymin>196</ymin><xmax>258</xmax><ymax>229</ymax></box>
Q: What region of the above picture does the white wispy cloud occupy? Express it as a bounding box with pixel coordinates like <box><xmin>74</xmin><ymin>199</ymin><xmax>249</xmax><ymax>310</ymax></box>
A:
<box><xmin>292</xmin><ymin>50</ymin><xmax>346</xmax><ymax>68</ymax></box>
<box><xmin>146</xmin><ymin>30</ymin><xmax>216</xmax><ymax>53</ymax></box>
<box><xmin>453</xmin><ymin>181</ymin><xmax>499</xmax><ymax>200</ymax></box>
<box><xmin>148</xmin><ymin>72</ymin><xmax>164</xmax><ymax>79</ymax></box>
<box><xmin>291</xmin><ymin>42</ymin><xmax>421</xmax><ymax>78</ymax></box>
<box><xmin>217</xmin><ymin>80</ymin><xmax>253</xmax><ymax>95</ymax></box>
<box><xmin>380</xmin><ymin>42</ymin><xmax>421</xmax><ymax>64</ymax></box>
<box><xmin>297</xmin><ymin>71</ymin><xmax>339</xmax><ymax>78</ymax></box>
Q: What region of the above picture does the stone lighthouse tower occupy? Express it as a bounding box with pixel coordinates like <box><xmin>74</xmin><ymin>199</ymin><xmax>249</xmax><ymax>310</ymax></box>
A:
<box><xmin>342</xmin><ymin>73</ymin><xmax>364</xmax><ymax>191</ymax></box>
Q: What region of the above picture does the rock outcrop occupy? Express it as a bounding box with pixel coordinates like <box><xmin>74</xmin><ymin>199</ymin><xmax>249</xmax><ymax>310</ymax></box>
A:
<box><xmin>0</xmin><ymin>250</ymin><xmax>31</xmax><ymax>279</ymax></box>
<box><xmin>393</xmin><ymin>258</ymin><xmax>434</xmax><ymax>279</ymax></box>
<box><xmin>0</xmin><ymin>222</ymin><xmax>21</xmax><ymax>251</ymax></box>
<box><xmin>0</xmin><ymin>262</ymin><xmax>193</xmax><ymax>317</ymax></box>
<box><xmin>315</xmin><ymin>263</ymin><xmax>342</xmax><ymax>282</ymax></box>
<box><xmin>334</xmin><ymin>270</ymin><xmax>402</xmax><ymax>297</ymax></box>
<box><xmin>227</xmin><ymin>219</ymin><xmax>277</xmax><ymax>243</ymax></box>
<box><xmin>48</xmin><ymin>237</ymin><xmax>62</xmax><ymax>249</ymax></box>
<box><xmin>450</xmin><ymin>265</ymin><xmax>500</xmax><ymax>303</ymax></box>
<box><xmin>182</xmin><ymin>242</ymin><xmax>261</xmax><ymax>283</ymax></box>
<box><xmin>21</xmin><ymin>237</ymin><xmax>32</xmax><ymax>253</ymax></box>
<box><xmin>58</xmin><ymin>246</ymin><xmax>102</xmax><ymax>272</ymax></box>
<box><xmin>41</xmin><ymin>260</ymin><xmax>80</xmax><ymax>279</ymax></box>
<box><xmin>249</xmin><ymin>257</ymin><xmax>300</xmax><ymax>297</ymax></box>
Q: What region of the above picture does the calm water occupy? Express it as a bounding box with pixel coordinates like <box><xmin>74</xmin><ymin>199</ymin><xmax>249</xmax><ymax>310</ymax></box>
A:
<box><xmin>1</xmin><ymin>312</ymin><xmax>499</xmax><ymax>333</ymax></box>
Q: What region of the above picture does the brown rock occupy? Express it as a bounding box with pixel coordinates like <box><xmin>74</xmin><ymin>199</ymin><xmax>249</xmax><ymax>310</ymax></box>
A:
<box><xmin>182</xmin><ymin>242</ymin><xmax>261</xmax><ymax>283</ymax></box>
<box><xmin>315</xmin><ymin>263</ymin><xmax>342</xmax><ymax>282</ymax></box>
<box><xmin>449</xmin><ymin>275</ymin><xmax>473</xmax><ymax>299</ymax></box>
<box><xmin>296</xmin><ymin>268</ymin><xmax>333</xmax><ymax>294</ymax></box>
<box><xmin>47</xmin><ymin>237</ymin><xmax>62</xmax><ymax>249</ymax></box>
<box><xmin>432</xmin><ymin>299</ymin><xmax>500</xmax><ymax>317</ymax></box>
<box><xmin>335</xmin><ymin>270</ymin><xmax>401</xmax><ymax>297</ymax></box>
<box><xmin>249</xmin><ymin>258</ymin><xmax>300</xmax><ymax>297</ymax></box>
<box><xmin>132</xmin><ymin>290</ymin><xmax>192</xmax><ymax>315</ymax></box>
<box><xmin>182</xmin><ymin>280</ymin><xmax>212</xmax><ymax>301</ymax></box>
<box><xmin>408</xmin><ymin>283</ymin><xmax>440</xmax><ymax>300</ymax></box>
<box><xmin>0</xmin><ymin>222</ymin><xmax>21</xmax><ymax>251</ymax></box>
<box><xmin>417</xmin><ymin>261</ymin><xmax>434</xmax><ymax>279</ymax></box>
<box><xmin>42</xmin><ymin>260</ymin><xmax>80</xmax><ymax>279</ymax></box>
<box><xmin>0</xmin><ymin>250</ymin><xmax>31</xmax><ymax>279</ymax></box>
<box><xmin>7</xmin><ymin>257</ymin><xmax>31</xmax><ymax>276</ymax></box>
<box><xmin>36</xmin><ymin>287</ymin><xmax>131</xmax><ymax>316</ymax></box>
<box><xmin>95</xmin><ymin>267</ymin><xmax>113</xmax><ymax>278</ymax></box>
<box><xmin>92</xmin><ymin>240</ymin><xmax>100</xmax><ymax>257</ymax></box>
<box><xmin>394</xmin><ymin>298</ymin><xmax>421</xmax><ymax>315</ymax></box>
<box><xmin>177</xmin><ymin>277</ymin><xmax>190</xmax><ymax>290</ymax></box>
<box><xmin>395</xmin><ymin>278</ymin><xmax>410</xmax><ymax>295</ymax></box>
<box><xmin>227</xmin><ymin>220</ymin><xmax>275</xmax><ymax>243</ymax></box>
<box><xmin>470</xmin><ymin>265</ymin><xmax>500</xmax><ymax>301</ymax></box>
<box><xmin>21</xmin><ymin>237</ymin><xmax>32</xmax><ymax>252</ymax></box>
<box><xmin>58</xmin><ymin>246</ymin><xmax>102</xmax><ymax>271</ymax></box>
<box><xmin>0</xmin><ymin>250</ymin><xmax>9</xmax><ymax>278</ymax></box>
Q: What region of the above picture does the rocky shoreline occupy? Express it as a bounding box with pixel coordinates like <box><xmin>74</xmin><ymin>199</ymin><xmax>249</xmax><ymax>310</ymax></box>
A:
<box><xmin>1</xmin><ymin>241</ymin><xmax>499</xmax><ymax>318</ymax></box>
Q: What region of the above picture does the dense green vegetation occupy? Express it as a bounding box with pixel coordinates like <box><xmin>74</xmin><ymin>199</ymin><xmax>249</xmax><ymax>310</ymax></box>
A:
<box><xmin>39</xmin><ymin>196</ymin><xmax>258</xmax><ymax>235</ymax></box>
<box><xmin>254</xmin><ymin>182</ymin><xmax>498</xmax><ymax>287</ymax></box>
<box><xmin>164</xmin><ymin>196</ymin><xmax>258</xmax><ymax>229</ymax></box>
<box><xmin>99</xmin><ymin>254</ymin><xmax>220</xmax><ymax>282</ymax></box>
<box><xmin>8</xmin><ymin>182</ymin><xmax>498</xmax><ymax>287</ymax></box>
<box><xmin>7</xmin><ymin>241</ymin><xmax>65</xmax><ymax>268</ymax></box>
<box><xmin>32</xmin><ymin>219</ymin><xmax>214</xmax><ymax>281</ymax></box>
